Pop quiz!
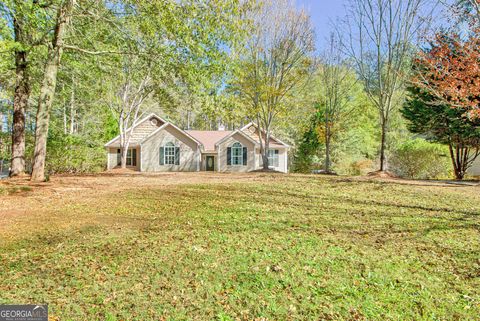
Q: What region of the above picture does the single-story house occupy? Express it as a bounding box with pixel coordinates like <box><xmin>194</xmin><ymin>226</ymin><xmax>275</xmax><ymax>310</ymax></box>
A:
<box><xmin>104</xmin><ymin>113</ymin><xmax>289</xmax><ymax>173</ymax></box>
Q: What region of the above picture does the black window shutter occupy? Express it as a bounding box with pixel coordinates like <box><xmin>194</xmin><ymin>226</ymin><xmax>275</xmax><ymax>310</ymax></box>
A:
<box><xmin>159</xmin><ymin>147</ymin><xmax>164</xmax><ymax>165</ymax></box>
<box><xmin>117</xmin><ymin>149</ymin><xmax>121</xmax><ymax>166</ymax></box>
<box><xmin>227</xmin><ymin>147</ymin><xmax>231</xmax><ymax>165</ymax></box>
<box><xmin>243</xmin><ymin>147</ymin><xmax>248</xmax><ymax>165</ymax></box>
<box><xmin>175</xmin><ymin>147</ymin><xmax>180</xmax><ymax>165</ymax></box>
<box><xmin>132</xmin><ymin>149</ymin><xmax>137</xmax><ymax>166</ymax></box>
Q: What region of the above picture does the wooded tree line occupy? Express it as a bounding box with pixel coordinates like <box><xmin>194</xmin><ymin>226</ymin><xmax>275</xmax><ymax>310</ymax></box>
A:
<box><xmin>0</xmin><ymin>0</ymin><xmax>253</xmax><ymax>180</ymax></box>
<box><xmin>294</xmin><ymin>0</ymin><xmax>480</xmax><ymax>180</ymax></box>
<box><xmin>0</xmin><ymin>0</ymin><xmax>479</xmax><ymax>181</ymax></box>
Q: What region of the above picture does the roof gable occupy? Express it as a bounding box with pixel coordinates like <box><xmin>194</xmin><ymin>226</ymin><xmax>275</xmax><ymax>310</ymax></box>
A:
<box><xmin>104</xmin><ymin>113</ymin><xmax>167</xmax><ymax>147</ymax></box>
<box><xmin>140</xmin><ymin>123</ymin><xmax>203</xmax><ymax>147</ymax></box>
<box><xmin>240</xmin><ymin>122</ymin><xmax>290</xmax><ymax>148</ymax></box>
<box><xmin>214</xmin><ymin>129</ymin><xmax>259</xmax><ymax>147</ymax></box>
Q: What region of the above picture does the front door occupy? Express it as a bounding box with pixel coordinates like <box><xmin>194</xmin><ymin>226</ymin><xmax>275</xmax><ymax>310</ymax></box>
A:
<box><xmin>206</xmin><ymin>156</ymin><xmax>215</xmax><ymax>171</ymax></box>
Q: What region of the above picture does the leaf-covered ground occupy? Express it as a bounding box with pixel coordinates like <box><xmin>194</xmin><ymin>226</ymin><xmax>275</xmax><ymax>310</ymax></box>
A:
<box><xmin>1</xmin><ymin>173</ymin><xmax>479</xmax><ymax>320</ymax></box>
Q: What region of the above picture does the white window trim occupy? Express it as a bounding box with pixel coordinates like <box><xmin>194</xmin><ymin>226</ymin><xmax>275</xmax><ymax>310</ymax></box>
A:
<box><xmin>268</xmin><ymin>149</ymin><xmax>279</xmax><ymax>168</ymax></box>
<box><xmin>231</xmin><ymin>142</ymin><xmax>243</xmax><ymax>166</ymax></box>
<box><xmin>164</xmin><ymin>142</ymin><xmax>176</xmax><ymax>165</ymax></box>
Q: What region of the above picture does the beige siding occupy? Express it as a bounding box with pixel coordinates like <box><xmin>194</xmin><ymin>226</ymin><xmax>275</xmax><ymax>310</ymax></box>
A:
<box><xmin>270</xmin><ymin>148</ymin><xmax>288</xmax><ymax>173</ymax></box>
<box><xmin>140</xmin><ymin>125</ymin><xmax>199</xmax><ymax>172</ymax></box>
<box><xmin>217</xmin><ymin>133</ymin><xmax>256</xmax><ymax>172</ymax></box>
<box><xmin>468</xmin><ymin>157</ymin><xmax>480</xmax><ymax>177</ymax></box>
<box><xmin>242</xmin><ymin>124</ymin><xmax>284</xmax><ymax>148</ymax></box>
<box><xmin>107</xmin><ymin>147</ymin><xmax>140</xmax><ymax>170</ymax></box>
<box><xmin>107</xmin><ymin>148</ymin><xmax>117</xmax><ymax>170</ymax></box>
<box><xmin>254</xmin><ymin>147</ymin><xmax>288</xmax><ymax>173</ymax></box>
<box><xmin>279</xmin><ymin>148</ymin><xmax>287</xmax><ymax>173</ymax></box>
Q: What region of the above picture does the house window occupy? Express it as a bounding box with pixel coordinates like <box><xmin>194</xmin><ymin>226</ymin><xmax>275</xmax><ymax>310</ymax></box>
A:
<box><xmin>117</xmin><ymin>148</ymin><xmax>136</xmax><ymax>166</ymax></box>
<box><xmin>126</xmin><ymin>149</ymin><xmax>134</xmax><ymax>166</ymax></box>
<box><xmin>231</xmin><ymin>142</ymin><xmax>243</xmax><ymax>165</ymax></box>
<box><xmin>268</xmin><ymin>149</ymin><xmax>279</xmax><ymax>167</ymax></box>
<box><xmin>165</xmin><ymin>142</ymin><xmax>176</xmax><ymax>165</ymax></box>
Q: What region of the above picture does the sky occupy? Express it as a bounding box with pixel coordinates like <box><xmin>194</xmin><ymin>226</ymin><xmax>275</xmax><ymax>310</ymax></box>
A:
<box><xmin>296</xmin><ymin>0</ymin><xmax>348</xmax><ymax>50</ymax></box>
<box><xmin>296</xmin><ymin>0</ymin><xmax>452</xmax><ymax>51</ymax></box>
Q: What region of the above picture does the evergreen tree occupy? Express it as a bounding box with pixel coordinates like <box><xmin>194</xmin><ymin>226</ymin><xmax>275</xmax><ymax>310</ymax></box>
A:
<box><xmin>402</xmin><ymin>85</ymin><xmax>480</xmax><ymax>179</ymax></box>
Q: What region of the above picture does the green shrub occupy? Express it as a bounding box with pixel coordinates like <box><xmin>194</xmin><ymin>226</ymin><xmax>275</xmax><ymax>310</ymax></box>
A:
<box><xmin>389</xmin><ymin>139</ymin><xmax>450</xmax><ymax>179</ymax></box>
<box><xmin>46</xmin><ymin>132</ymin><xmax>106</xmax><ymax>174</ymax></box>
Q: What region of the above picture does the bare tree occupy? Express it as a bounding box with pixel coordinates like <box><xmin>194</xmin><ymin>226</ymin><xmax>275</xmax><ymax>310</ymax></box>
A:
<box><xmin>464</xmin><ymin>0</ymin><xmax>480</xmax><ymax>21</ymax></box>
<box><xmin>108</xmin><ymin>61</ymin><xmax>154</xmax><ymax>169</ymax></box>
<box><xmin>236</xmin><ymin>0</ymin><xmax>315</xmax><ymax>170</ymax></box>
<box><xmin>343</xmin><ymin>0</ymin><xmax>432</xmax><ymax>172</ymax></box>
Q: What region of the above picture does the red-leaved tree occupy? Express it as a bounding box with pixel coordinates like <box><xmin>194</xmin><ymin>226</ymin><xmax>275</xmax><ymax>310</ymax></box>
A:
<box><xmin>414</xmin><ymin>31</ymin><xmax>480</xmax><ymax>119</ymax></box>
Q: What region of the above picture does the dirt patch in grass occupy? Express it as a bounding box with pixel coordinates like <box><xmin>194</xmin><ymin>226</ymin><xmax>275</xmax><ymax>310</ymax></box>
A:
<box><xmin>367</xmin><ymin>170</ymin><xmax>398</xmax><ymax>178</ymax></box>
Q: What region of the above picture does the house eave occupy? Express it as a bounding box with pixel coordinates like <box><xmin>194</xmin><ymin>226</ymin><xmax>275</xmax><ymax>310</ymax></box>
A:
<box><xmin>139</xmin><ymin>122</ymin><xmax>204</xmax><ymax>149</ymax></box>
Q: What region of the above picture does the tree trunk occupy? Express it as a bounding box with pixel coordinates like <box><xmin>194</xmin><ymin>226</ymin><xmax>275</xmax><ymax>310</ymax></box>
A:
<box><xmin>31</xmin><ymin>58</ymin><xmax>59</xmax><ymax>181</ymax></box>
<box><xmin>119</xmin><ymin>116</ymin><xmax>130</xmax><ymax>169</ymax></box>
<box><xmin>10</xmin><ymin>11</ymin><xmax>30</xmax><ymax>177</ymax></box>
<box><xmin>121</xmin><ymin>145</ymin><xmax>128</xmax><ymax>168</ymax></box>
<box><xmin>69</xmin><ymin>75</ymin><xmax>75</xmax><ymax>134</ymax></box>
<box><xmin>63</xmin><ymin>101</ymin><xmax>67</xmax><ymax>134</ymax></box>
<box><xmin>262</xmin><ymin>129</ymin><xmax>270</xmax><ymax>170</ymax></box>
<box><xmin>10</xmin><ymin>49</ymin><xmax>29</xmax><ymax>177</ymax></box>
<box><xmin>449</xmin><ymin>143</ymin><xmax>465</xmax><ymax>180</ymax></box>
<box><xmin>31</xmin><ymin>0</ymin><xmax>74</xmax><ymax>182</ymax></box>
<box><xmin>262</xmin><ymin>150</ymin><xmax>269</xmax><ymax>169</ymax></box>
<box><xmin>324</xmin><ymin>113</ymin><xmax>331</xmax><ymax>173</ymax></box>
<box><xmin>379</xmin><ymin>120</ymin><xmax>387</xmax><ymax>171</ymax></box>
<box><xmin>325</xmin><ymin>134</ymin><xmax>331</xmax><ymax>173</ymax></box>
<box><xmin>121</xmin><ymin>151</ymin><xmax>128</xmax><ymax>168</ymax></box>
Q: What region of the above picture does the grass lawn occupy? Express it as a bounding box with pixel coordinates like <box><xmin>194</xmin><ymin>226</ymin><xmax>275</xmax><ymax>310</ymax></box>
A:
<box><xmin>0</xmin><ymin>173</ymin><xmax>479</xmax><ymax>320</ymax></box>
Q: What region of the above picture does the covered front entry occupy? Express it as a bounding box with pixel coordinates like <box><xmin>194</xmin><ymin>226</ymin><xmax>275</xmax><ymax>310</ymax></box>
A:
<box><xmin>206</xmin><ymin>156</ymin><xmax>215</xmax><ymax>171</ymax></box>
<box><xmin>107</xmin><ymin>147</ymin><xmax>140</xmax><ymax>171</ymax></box>
<box><xmin>117</xmin><ymin>148</ymin><xmax>137</xmax><ymax>167</ymax></box>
